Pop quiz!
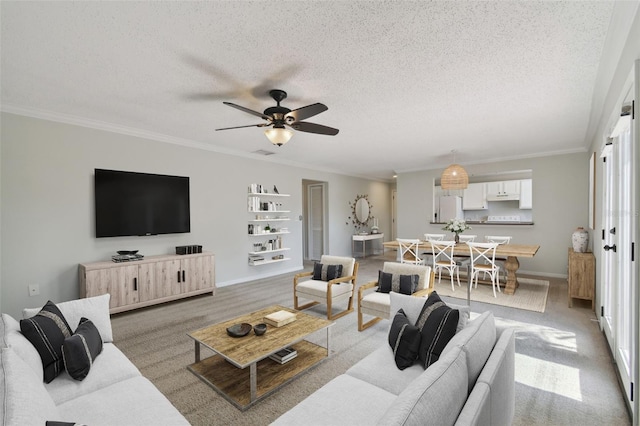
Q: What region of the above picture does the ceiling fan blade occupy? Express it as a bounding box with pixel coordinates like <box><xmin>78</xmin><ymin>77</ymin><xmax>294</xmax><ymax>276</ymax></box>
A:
<box><xmin>216</xmin><ymin>123</ymin><xmax>268</xmax><ymax>131</ymax></box>
<box><xmin>285</xmin><ymin>103</ymin><xmax>328</xmax><ymax>122</ymax></box>
<box><xmin>290</xmin><ymin>121</ymin><xmax>339</xmax><ymax>136</ymax></box>
<box><xmin>223</xmin><ymin>102</ymin><xmax>271</xmax><ymax>120</ymax></box>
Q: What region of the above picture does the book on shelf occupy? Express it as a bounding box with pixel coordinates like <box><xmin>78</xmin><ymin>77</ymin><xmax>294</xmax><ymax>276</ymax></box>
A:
<box><xmin>263</xmin><ymin>310</ymin><xmax>297</xmax><ymax>327</ymax></box>
<box><xmin>269</xmin><ymin>347</ymin><xmax>297</xmax><ymax>364</ymax></box>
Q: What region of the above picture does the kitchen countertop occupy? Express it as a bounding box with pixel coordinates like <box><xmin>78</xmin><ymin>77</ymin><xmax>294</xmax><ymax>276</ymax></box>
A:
<box><xmin>430</xmin><ymin>221</ymin><xmax>534</xmax><ymax>226</ymax></box>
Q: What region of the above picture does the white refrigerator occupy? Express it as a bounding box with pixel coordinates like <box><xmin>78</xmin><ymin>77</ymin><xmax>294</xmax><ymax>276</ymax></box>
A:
<box><xmin>439</xmin><ymin>196</ymin><xmax>464</xmax><ymax>222</ymax></box>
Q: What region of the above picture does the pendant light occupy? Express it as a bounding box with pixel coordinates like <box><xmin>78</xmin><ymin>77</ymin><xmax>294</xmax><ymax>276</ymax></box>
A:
<box><xmin>440</xmin><ymin>150</ymin><xmax>469</xmax><ymax>190</ymax></box>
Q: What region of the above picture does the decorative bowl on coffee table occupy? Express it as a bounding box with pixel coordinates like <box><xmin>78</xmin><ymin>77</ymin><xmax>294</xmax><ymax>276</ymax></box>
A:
<box><xmin>226</xmin><ymin>323</ymin><xmax>252</xmax><ymax>337</ymax></box>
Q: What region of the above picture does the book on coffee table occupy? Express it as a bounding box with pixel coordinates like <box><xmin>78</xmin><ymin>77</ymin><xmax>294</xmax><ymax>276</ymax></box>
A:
<box><xmin>268</xmin><ymin>347</ymin><xmax>297</xmax><ymax>364</ymax></box>
<box><xmin>263</xmin><ymin>310</ymin><xmax>297</xmax><ymax>327</ymax></box>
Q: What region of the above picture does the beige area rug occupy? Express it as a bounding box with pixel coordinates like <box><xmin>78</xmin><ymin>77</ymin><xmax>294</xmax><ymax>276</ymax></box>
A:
<box><xmin>434</xmin><ymin>276</ymin><xmax>549</xmax><ymax>313</ymax></box>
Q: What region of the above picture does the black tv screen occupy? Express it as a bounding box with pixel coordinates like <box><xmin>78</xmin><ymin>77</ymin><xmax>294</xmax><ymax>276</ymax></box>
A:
<box><xmin>94</xmin><ymin>169</ymin><xmax>190</xmax><ymax>238</ymax></box>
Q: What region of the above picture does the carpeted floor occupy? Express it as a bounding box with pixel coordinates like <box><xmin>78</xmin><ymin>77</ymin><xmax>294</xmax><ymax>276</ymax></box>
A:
<box><xmin>111</xmin><ymin>253</ymin><xmax>630</xmax><ymax>425</ymax></box>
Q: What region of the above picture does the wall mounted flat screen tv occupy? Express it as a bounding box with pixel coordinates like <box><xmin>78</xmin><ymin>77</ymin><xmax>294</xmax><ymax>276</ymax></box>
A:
<box><xmin>94</xmin><ymin>169</ymin><xmax>190</xmax><ymax>238</ymax></box>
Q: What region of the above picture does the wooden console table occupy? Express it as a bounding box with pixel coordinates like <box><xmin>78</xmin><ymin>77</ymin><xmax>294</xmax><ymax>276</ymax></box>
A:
<box><xmin>352</xmin><ymin>233</ymin><xmax>384</xmax><ymax>258</ymax></box>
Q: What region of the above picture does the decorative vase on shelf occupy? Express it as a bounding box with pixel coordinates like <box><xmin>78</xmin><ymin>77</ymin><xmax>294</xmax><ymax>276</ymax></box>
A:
<box><xmin>572</xmin><ymin>227</ymin><xmax>589</xmax><ymax>253</ymax></box>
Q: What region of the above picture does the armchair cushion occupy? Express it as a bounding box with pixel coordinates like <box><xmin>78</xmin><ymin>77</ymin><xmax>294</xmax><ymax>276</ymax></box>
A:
<box><xmin>296</xmin><ymin>280</ymin><xmax>353</xmax><ymax>299</ymax></box>
<box><xmin>388</xmin><ymin>309</ymin><xmax>421</xmax><ymax>370</ymax></box>
<box><xmin>319</xmin><ymin>255</ymin><xmax>355</xmax><ymax>277</ymax></box>
<box><xmin>377</xmin><ymin>271</ymin><xmax>419</xmax><ymax>295</ymax></box>
<box><xmin>381</xmin><ymin>262</ymin><xmax>431</xmax><ymax>291</ymax></box>
<box><xmin>415</xmin><ymin>291</ymin><xmax>460</xmax><ymax>369</ymax></box>
<box><xmin>312</xmin><ymin>262</ymin><xmax>343</xmax><ymax>281</ymax></box>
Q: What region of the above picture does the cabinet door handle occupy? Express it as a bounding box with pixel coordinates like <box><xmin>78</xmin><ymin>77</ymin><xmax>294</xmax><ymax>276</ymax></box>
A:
<box><xmin>604</xmin><ymin>244</ymin><xmax>617</xmax><ymax>252</ymax></box>
<box><xmin>133</xmin><ymin>277</ymin><xmax>138</xmax><ymax>291</ymax></box>
<box><xmin>182</xmin><ymin>270</ymin><xmax>186</xmax><ymax>282</ymax></box>
<box><xmin>177</xmin><ymin>271</ymin><xmax>181</xmax><ymax>283</ymax></box>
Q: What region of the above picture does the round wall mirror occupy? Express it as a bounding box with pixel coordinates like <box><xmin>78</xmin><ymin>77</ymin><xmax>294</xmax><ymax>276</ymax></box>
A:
<box><xmin>355</xmin><ymin>197</ymin><xmax>370</xmax><ymax>224</ymax></box>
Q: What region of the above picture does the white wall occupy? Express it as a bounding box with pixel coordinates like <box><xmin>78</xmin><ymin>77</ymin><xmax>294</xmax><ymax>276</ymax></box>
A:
<box><xmin>0</xmin><ymin>113</ymin><xmax>391</xmax><ymax>318</ymax></box>
<box><xmin>396</xmin><ymin>153</ymin><xmax>590</xmax><ymax>277</ymax></box>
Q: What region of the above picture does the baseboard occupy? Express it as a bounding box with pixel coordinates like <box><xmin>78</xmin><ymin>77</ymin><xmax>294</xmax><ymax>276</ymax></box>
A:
<box><xmin>217</xmin><ymin>265</ymin><xmax>304</xmax><ymax>287</ymax></box>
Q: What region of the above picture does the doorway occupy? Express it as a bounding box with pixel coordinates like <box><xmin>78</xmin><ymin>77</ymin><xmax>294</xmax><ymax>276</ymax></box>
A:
<box><xmin>302</xmin><ymin>180</ymin><xmax>328</xmax><ymax>261</ymax></box>
<box><xmin>599</xmin><ymin>66</ymin><xmax>638</xmax><ymax>421</ymax></box>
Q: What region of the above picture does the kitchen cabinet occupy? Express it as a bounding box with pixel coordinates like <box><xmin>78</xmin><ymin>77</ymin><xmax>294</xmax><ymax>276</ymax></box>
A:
<box><xmin>80</xmin><ymin>252</ymin><xmax>215</xmax><ymax>313</ymax></box>
<box><xmin>519</xmin><ymin>179</ymin><xmax>533</xmax><ymax>209</ymax></box>
<box><xmin>462</xmin><ymin>183</ymin><xmax>488</xmax><ymax>210</ymax></box>
<box><xmin>486</xmin><ymin>180</ymin><xmax>521</xmax><ymax>201</ymax></box>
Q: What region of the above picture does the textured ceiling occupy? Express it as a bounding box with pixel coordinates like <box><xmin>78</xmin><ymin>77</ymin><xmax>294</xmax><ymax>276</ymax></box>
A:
<box><xmin>1</xmin><ymin>1</ymin><xmax>614</xmax><ymax>180</ymax></box>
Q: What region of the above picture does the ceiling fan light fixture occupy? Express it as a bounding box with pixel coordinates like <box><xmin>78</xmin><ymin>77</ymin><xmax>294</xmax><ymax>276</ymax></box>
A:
<box><xmin>264</xmin><ymin>126</ymin><xmax>293</xmax><ymax>146</ymax></box>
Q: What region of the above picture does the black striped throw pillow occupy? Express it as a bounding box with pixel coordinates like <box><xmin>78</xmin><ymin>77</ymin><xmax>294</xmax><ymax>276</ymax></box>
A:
<box><xmin>388</xmin><ymin>309</ymin><xmax>422</xmax><ymax>370</ymax></box>
<box><xmin>312</xmin><ymin>262</ymin><xmax>343</xmax><ymax>281</ymax></box>
<box><xmin>377</xmin><ymin>271</ymin><xmax>419</xmax><ymax>295</ymax></box>
<box><xmin>20</xmin><ymin>300</ymin><xmax>73</xmax><ymax>383</ymax></box>
<box><xmin>414</xmin><ymin>291</ymin><xmax>460</xmax><ymax>369</ymax></box>
<box><xmin>62</xmin><ymin>317</ymin><xmax>103</xmax><ymax>381</ymax></box>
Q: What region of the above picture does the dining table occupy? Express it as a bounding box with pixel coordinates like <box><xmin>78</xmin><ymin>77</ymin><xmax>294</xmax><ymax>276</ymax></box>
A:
<box><xmin>382</xmin><ymin>241</ymin><xmax>540</xmax><ymax>295</ymax></box>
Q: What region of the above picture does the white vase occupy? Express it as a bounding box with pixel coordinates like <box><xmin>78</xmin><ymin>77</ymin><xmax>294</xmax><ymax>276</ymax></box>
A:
<box><xmin>572</xmin><ymin>227</ymin><xmax>589</xmax><ymax>253</ymax></box>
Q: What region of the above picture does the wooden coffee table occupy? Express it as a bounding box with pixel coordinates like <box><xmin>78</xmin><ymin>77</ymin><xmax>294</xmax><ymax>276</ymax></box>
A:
<box><xmin>187</xmin><ymin>305</ymin><xmax>333</xmax><ymax>410</ymax></box>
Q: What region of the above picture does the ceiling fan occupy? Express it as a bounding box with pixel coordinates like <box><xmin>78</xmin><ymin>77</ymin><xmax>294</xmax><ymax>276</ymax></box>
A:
<box><xmin>216</xmin><ymin>89</ymin><xmax>339</xmax><ymax>146</ymax></box>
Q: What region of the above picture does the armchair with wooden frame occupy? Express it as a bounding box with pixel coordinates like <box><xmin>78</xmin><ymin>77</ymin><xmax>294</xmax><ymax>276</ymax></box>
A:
<box><xmin>294</xmin><ymin>255</ymin><xmax>359</xmax><ymax>320</ymax></box>
<box><xmin>357</xmin><ymin>262</ymin><xmax>435</xmax><ymax>331</ymax></box>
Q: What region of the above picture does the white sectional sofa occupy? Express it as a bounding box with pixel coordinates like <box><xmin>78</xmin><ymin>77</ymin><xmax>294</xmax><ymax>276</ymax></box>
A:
<box><xmin>1</xmin><ymin>294</ymin><xmax>189</xmax><ymax>426</ymax></box>
<box><xmin>273</xmin><ymin>292</ymin><xmax>515</xmax><ymax>426</ymax></box>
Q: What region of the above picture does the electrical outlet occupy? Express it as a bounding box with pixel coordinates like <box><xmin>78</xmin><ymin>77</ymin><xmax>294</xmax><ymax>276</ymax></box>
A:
<box><xmin>28</xmin><ymin>284</ymin><xmax>40</xmax><ymax>296</ymax></box>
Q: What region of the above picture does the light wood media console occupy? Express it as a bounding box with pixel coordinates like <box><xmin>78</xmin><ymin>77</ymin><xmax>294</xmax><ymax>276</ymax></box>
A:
<box><xmin>79</xmin><ymin>252</ymin><xmax>215</xmax><ymax>313</ymax></box>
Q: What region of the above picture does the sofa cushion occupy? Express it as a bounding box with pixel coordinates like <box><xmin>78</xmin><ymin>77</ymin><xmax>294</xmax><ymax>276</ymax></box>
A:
<box><xmin>62</xmin><ymin>317</ymin><xmax>103</xmax><ymax>381</ymax></box>
<box><xmin>388</xmin><ymin>309</ymin><xmax>421</xmax><ymax>370</ymax></box>
<box><xmin>442</xmin><ymin>311</ymin><xmax>496</xmax><ymax>393</ymax></box>
<box><xmin>474</xmin><ymin>328</ymin><xmax>515</xmax><ymax>425</ymax></box>
<box><xmin>24</xmin><ymin>294</ymin><xmax>113</xmax><ymax>343</ymax></box>
<box><xmin>271</xmin><ymin>374</ymin><xmax>396</xmax><ymax>426</ymax></box>
<box><xmin>454</xmin><ymin>381</ymin><xmax>491</xmax><ymax>426</ymax></box>
<box><xmin>313</xmin><ymin>262</ymin><xmax>343</xmax><ymax>281</ymax></box>
<box><xmin>346</xmin><ymin>345</ymin><xmax>424</xmax><ymax>395</ymax></box>
<box><xmin>45</xmin><ymin>343</ymin><xmax>141</xmax><ymax>405</ymax></box>
<box><xmin>389</xmin><ymin>292</ymin><xmax>467</xmax><ymax>334</ymax></box>
<box><xmin>2</xmin><ymin>313</ymin><xmax>44</xmax><ymax>379</ymax></box>
<box><xmin>0</xmin><ymin>347</ymin><xmax>61</xmax><ymax>425</ymax></box>
<box><xmin>377</xmin><ymin>271</ymin><xmax>419</xmax><ymax>295</ymax></box>
<box><xmin>377</xmin><ymin>346</ymin><xmax>468</xmax><ymax>425</ymax></box>
<box><xmin>20</xmin><ymin>300</ymin><xmax>73</xmax><ymax>383</ymax></box>
<box><xmin>415</xmin><ymin>291</ymin><xmax>459</xmax><ymax>368</ymax></box>
<box><xmin>55</xmin><ymin>376</ymin><xmax>189</xmax><ymax>425</ymax></box>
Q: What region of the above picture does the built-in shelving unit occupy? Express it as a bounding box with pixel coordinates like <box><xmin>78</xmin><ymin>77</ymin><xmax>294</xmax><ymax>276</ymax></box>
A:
<box><xmin>247</xmin><ymin>184</ymin><xmax>291</xmax><ymax>266</ymax></box>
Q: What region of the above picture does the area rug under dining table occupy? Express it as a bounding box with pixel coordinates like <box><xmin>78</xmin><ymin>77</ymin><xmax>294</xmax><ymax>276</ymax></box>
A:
<box><xmin>433</xmin><ymin>277</ymin><xmax>550</xmax><ymax>313</ymax></box>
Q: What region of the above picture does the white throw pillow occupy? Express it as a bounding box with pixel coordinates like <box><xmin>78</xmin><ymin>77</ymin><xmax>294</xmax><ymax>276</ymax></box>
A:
<box><xmin>23</xmin><ymin>294</ymin><xmax>113</xmax><ymax>342</ymax></box>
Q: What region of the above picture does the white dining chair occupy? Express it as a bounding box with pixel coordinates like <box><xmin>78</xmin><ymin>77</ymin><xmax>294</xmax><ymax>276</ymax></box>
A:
<box><xmin>458</xmin><ymin>234</ymin><xmax>477</xmax><ymax>243</ymax></box>
<box><xmin>484</xmin><ymin>236</ymin><xmax>512</xmax><ymax>282</ymax></box>
<box><xmin>397</xmin><ymin>238</ymin><xmax>424</xmax><ymax>265</ymax></box>
<box><xmin>424</xmin><ymin>234</ymin><xmax>445</xmax><ymax>265</ymax></box>
<box><xmin>467</xmin><ymin>242</ymin><xmax>501</xmax><ymax>297</ymax></box>
<box><xmin>430</xmin><ymin>240</ymin><xmax>460</xmax><ymax>291</ymax></box>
